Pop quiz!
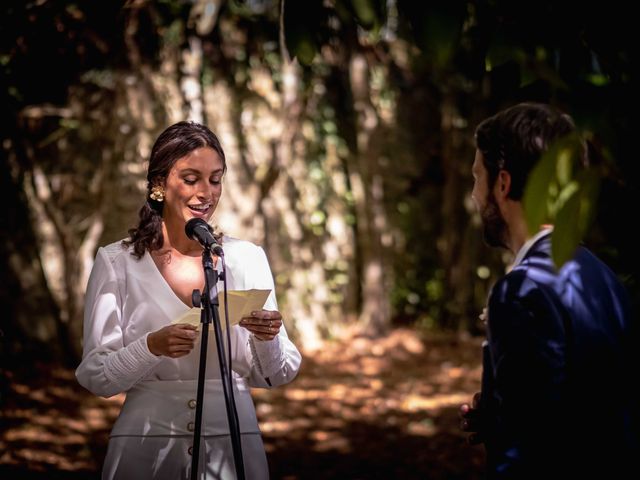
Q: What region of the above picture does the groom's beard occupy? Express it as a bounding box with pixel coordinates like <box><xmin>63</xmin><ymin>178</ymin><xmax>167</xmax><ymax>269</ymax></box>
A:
<box><xmin>481</xmin><ymin>192</ymin><xmax>509</xmax><ymax>249</ymax></box>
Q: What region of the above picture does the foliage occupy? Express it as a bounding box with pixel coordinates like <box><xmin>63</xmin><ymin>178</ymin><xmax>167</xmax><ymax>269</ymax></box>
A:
<box><xmin>1</xmin><ymin>0</ymin><xmax>638</xmax><ymax>362</ymax></box>
<box><xmin>523</xmin><ymin>134</ymin><xmax>600</xmax><ymax>268</ymax></box>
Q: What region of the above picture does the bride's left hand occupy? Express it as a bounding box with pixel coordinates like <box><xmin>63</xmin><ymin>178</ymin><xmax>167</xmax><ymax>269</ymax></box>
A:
<box><xmin>239</xmin><ymin>310</ymin><xmax>282</xmax><ymax>341</ymax></box>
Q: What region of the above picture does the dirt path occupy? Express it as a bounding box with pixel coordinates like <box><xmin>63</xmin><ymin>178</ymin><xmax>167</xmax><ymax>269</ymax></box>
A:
<box><xmin>1</xmin><ymin>329</ymin><xmax>485</xmax><ymax>479</ymax></box>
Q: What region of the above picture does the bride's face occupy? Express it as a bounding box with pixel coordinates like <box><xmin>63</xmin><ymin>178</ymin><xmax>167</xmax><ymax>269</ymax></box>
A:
<box><xmin>162</xmin><ymin>147</ymin><xmax>224</xmax><ymax>227</ymax></box>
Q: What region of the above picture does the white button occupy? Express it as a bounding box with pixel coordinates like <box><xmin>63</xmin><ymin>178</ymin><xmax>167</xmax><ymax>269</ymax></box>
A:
<box><xmin>188</xmin><ymin>446</ymin><xmax>193</xmax><ymax>455</ymax></box>
<box><xmin>188</xmin><ymin>399</ymin><xmax>197</xmax><ymax>409</ymax></box>
<box><xmin>187</xmin><ymin>422</ymin><xmax>195</xmax><ymax>432</ymax></box>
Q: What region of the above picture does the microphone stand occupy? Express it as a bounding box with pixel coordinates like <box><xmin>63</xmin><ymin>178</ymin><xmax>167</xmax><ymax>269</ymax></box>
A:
<box><xmin>190</xmin><ymin>246</ymin><xmax>245</xmax><ymax>480</ymax></box>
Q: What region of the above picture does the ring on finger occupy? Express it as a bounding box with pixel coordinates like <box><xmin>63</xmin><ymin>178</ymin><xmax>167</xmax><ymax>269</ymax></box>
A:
<box><xmin>269</xmin><ymin>320</ymin><xmax>273</xmax><ymax>327</ymax></box>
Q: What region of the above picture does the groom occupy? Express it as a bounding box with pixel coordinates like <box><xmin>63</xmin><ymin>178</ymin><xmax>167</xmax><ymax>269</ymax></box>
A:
<box><xmin>461</xmin><ymin>103</ymin><xmax>637</xmax><ymax>478</ymax></box>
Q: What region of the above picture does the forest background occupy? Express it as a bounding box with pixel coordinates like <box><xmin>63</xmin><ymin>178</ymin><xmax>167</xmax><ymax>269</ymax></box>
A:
<box><xmin>1</xmin><ymin>0</ymin><xmax>637</xmax><ymax>478</ymax></box>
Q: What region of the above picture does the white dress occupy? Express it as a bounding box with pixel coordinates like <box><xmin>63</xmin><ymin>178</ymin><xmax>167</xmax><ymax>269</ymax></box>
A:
<box><xmin>75</xmin><ymin>237</ymin><xmax>302</xmax><ymax>479</ymax></box>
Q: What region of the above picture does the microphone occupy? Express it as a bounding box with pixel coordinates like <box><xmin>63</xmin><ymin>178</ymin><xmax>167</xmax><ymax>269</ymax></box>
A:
<box><xmin>185</xmin><ymin>218</ymin><xmax>224</xmax><ymax>255</ymax></box>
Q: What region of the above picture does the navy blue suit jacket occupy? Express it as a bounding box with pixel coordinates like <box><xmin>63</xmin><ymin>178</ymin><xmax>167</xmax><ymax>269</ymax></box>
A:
<box><xmin>481</xmin><ymin>233</ymin><xmax>638</xmax><ymax>479</ymax></box>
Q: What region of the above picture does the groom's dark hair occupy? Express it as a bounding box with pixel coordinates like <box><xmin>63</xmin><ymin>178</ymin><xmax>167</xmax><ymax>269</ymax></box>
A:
<box><xmin>474</xmin><ymin>102</ymin><xmax>576</xmax><ymax>200</ymax></box>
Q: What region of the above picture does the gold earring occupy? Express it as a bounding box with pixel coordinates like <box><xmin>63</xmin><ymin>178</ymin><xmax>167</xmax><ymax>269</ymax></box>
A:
<box><xmin>149</xmin><ymin>185</ymin><xmax>165</xmax><ymax>202</ymax></box>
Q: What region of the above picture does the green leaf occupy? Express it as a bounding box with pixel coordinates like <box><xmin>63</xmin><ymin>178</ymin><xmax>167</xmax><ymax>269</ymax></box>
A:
<box><xmin>523</xmin><ymin>134</ymin><xmax>584</xmax><ymax>233</ymax></box>
<box><xmin>282</xmin><ymin>0</ymin><xmax>324</xmax><ymax>65</ymax></box>
<box><xmin>552</xmin><ymin>180</ymin><xmax>578</xmax><ymax>217</ymax></box>
<box><xmin>575</xmin><ymin>169</ymin><xmax>600</xmax><ymax>233</ymax></box>
<box><xmin>350</xmin><ymin>0</ymin><xmax>380</xmax><ymax>31</ymax></box>
<box><xmin>520</xmin><ymin>59</ymin><xmax>568</xmax><ymax>90</ymax></box>
<box><xmin>551</xmin><ymin>187</ymin><xmax>581</xmax><ymax>268</ymax></box>
<box><xmin>486</xmin><ymin>37</ymin><xmax>525</xmax><ymax>71</ymax></box>
<box><xmin>585</xmin><ymin>73</ymin><xmax>609</xmax><ymax>87</ymax></box>
<box><xmin>523</xmin><ymin>143</ymin><xmax>557</xmax><ymax>233</ymax></box>
<box><xmin>292</xmin><ymin>34</ymin><xmax>317</xmax><ymax>65</ymax></box>
<box><xmin>555</xmin><ymin>145</ymin><xmax>574</xmax><ymax>186</ymax></box>
<box><xmin>551</xmin><ymin>170</ymin><xmax>600</xmax><ymax>268</ymax></box>
<box><xmin>397</xmin><ymin>1</ymin><xmax>465</xmax><ymax>67</ymax></box>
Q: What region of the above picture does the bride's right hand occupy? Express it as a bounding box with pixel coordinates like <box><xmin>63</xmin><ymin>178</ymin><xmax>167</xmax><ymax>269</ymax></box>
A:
<box><xmin>147</xmin><ymin>324</ymin><xmax>198</xmax><ymax>358</ymax></box>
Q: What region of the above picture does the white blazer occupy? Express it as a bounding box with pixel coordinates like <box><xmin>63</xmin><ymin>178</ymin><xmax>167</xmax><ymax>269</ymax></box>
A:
<box><xmin>76</xmin><ymin>237</ymin><xmax>301</xmax><ymax>437</ymax></box>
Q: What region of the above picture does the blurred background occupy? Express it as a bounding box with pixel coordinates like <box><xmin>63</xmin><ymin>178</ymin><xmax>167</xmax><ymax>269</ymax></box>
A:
<box><xmin>1</xmin><ymin>0</ymin><xmax>637</xmax><ymax>478</ymax></box>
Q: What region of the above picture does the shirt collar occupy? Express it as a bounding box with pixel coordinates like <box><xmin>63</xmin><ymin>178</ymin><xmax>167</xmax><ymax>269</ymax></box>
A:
<box><xmin>512</xmin><ymin>226</ymin><xmax>554</xmax><ymax>267</ymax></box>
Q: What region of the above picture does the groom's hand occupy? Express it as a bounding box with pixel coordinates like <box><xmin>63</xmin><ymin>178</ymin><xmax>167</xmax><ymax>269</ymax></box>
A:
<box><xmin>460</xmin><ymin>392</ymin><xmax>485</xmax><ymax>445</ymax></box>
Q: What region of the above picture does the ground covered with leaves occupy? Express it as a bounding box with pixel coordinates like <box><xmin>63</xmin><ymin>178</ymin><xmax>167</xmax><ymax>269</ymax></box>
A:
<box><xmin>1</xmin><ymin>329</ymin><xmax>485</xmax><ymax>479</ymax></box>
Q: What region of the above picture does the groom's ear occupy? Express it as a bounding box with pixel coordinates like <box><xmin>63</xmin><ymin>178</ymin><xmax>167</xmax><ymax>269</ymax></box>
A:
<box><xmin>495</xmin><ymin>170</ymin><xmax>512</xmax><ymax>200</ymax></box>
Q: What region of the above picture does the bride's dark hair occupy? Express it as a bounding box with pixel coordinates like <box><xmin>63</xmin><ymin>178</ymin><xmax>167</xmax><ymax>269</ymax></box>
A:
<box><xmin>122</xmin><ymin>121</ymin><xmax>226</xmax><ymax>259</ymax></box>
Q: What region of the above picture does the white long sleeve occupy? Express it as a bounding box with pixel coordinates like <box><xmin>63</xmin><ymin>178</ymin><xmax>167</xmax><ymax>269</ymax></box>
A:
<box><xmin>76</xmin><ymin>246</ymin><xmax>162</xmax><ymax>398</ymax></box>
<box><xmin>226</xmin><ymin>244</ymin><xmax>301</xmax><ymax>388</ymax></box>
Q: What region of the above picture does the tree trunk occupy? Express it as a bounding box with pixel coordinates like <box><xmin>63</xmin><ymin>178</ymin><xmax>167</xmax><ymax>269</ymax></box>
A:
<box><xmin>348</xmin><ymin>53</ymin><xmax>391</xmax><ymax>333</ymax></box>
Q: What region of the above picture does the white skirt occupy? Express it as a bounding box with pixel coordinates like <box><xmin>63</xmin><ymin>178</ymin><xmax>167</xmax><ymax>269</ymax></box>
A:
<box><xmin>102</xmin><ymin>433</ymin><xmax>268</xmax><ymax>480</ymax></box>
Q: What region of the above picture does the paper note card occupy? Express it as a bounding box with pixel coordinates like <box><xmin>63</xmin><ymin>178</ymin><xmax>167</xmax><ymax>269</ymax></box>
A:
<box><xmin>172</xmin><ymin>289</ymin><xmax>271</xmax><ymax>329</ymax></box>
<box><xmin>172</xmin><ymin>307</ymin><xmax>203</xmax><ymax>328</ymax></box>
<box><xmin>218</xmin><ymin>289</ymin><xmax>271</xmax><ymax>326</ymax></box>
